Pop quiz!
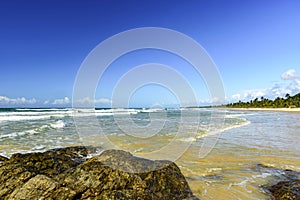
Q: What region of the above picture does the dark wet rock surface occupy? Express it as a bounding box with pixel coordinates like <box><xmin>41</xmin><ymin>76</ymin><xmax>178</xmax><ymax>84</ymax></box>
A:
<box><xmin>257</xmin><ymin>164</ymin><xmax>300</xmax><ymax>200</ymax></box>
<box><xmin>0</xmin><ymin>146</ymin><xmax>199</xmax><ymax>199</ymax></box>
<box><xmin>267</xmin><ymin>180</ymin><xmax>300</xmax><ymax>200</ymax></box>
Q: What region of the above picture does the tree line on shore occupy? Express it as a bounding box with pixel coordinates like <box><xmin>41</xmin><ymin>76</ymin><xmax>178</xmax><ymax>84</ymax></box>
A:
<box><xmin>226</xmin><ymin>93</ymin><xmax>300</xmax><ymax>108</ymax></box>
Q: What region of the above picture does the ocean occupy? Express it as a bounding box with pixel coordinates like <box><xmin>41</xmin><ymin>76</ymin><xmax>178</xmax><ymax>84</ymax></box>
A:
<box><xmin>0</xmin><ymin>108</ymin><xmax>299</xmax><ymax>199</ymax></box>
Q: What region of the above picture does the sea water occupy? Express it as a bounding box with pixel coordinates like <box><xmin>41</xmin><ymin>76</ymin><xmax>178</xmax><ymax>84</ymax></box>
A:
<box><xmin>0</xmin><ymin>108</ymin><xmax>299</xmax><ymax>199</ymax></box>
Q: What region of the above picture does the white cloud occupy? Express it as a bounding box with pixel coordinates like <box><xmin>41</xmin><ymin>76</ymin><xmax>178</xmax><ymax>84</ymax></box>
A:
<box><xmin>244</xmin><ymin>89</ymin><xmax>266</xmax><ymax>99</ymax></box>
<box><xmin>96</xmin><ymin>98</ymin><xmax>112</xmax><ymax>104</ymax></box>
<box><xmin>0</xmin><ymin>96</ymin><xmax>36</xmax><ymax>105</ymax></box>
<box><xmin>230</xmin><ymin>69</ymin><xmax>300</xmax><ymax>102</ymax></box>
<box><xmin>291</xmin><ymin>79</ymin><xmax>300</xmax><ymax>92</ymax></box>
<box><xmin>74</xmin><ymin>97</ymin><xmax>112</xmax><ymax>105</ymax></box>
<box><xmin>230</xmin><ymin>89</ymin><xmax>266</xmax><ymax>102</ymax></box>
<box><xmin>202</xmin><ymin>97</ymin><xmax>226</xmax><ymax>104</ymax></box>
<box><xmin>52</xmin><ymin>97</ymin><xmax>70</xmax><ymax>105</ymax></box>
<box><xmin>231</xmin><ymin>94</ymin><xmax>241</xmax><ymax>101</ymax></box>
<box><xmin>295</xmin><ymin>79</ymin><xmax>300</xmax><ymax>89</ymax></box>
<box><xmin>281</xmin><ymin>69</ymin><xmax>299</xmax><ymax>80</ymax></box>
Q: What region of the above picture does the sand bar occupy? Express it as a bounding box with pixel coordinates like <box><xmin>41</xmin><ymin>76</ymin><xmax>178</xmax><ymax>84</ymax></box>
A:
<box><xmin>227</xmin><ymin>107</ymin><xmax>300</xmax><ymax>113</ymax></box>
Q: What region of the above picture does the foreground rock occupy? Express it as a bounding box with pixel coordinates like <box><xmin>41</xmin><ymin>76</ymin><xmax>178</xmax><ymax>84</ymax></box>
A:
<box><xmin>0</xmin><ymin>155</ymin><xmax>8</xmax><ymax>162</ymax></box>
<box><xmin>267</xmin><ymin>180</ymin><xmax>300</xmax><ymax>200</ymax></box>
<box><xmin>0</xmin><ymin>146</ymin><xmax>199</xmax><ymax>199</ymax></box>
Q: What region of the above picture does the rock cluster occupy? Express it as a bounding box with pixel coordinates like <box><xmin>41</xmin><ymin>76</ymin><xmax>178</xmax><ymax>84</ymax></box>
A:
<box><xmin>267</xmin><ymin>180</ymin><xmax>300</xmax><ymax>200</ymax></box>
<box><xmin>258</xmin><ymin>164</ymin><xmax>300</xmax><ymax>200</ymax></box>
<box><xmin>0</xmin><ymin>146</ymin><xmax>199</xmax><ymax>199</ymax></box>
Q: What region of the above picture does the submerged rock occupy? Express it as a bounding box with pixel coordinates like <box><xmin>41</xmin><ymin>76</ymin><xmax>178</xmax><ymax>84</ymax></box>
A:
<box><xmin>0</xmin><ymin>146</ymin><xmax>199</xmax><ymax>199</ymax></box>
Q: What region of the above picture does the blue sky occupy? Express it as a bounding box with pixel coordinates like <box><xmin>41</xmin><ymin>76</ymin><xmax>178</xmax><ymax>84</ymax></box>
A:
<box><xmin>0</xmin><ymin>0</ymin><xmax>300</xmax><ymax>107</ymax></box>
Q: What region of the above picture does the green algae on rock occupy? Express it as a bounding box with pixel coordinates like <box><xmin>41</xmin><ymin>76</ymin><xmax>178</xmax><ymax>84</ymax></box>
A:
<box><xmin>267</xmin><ymin>180</ymin><xmax>300</xmax><ymax>200</ymax></box>
<box><xmin>0</xmin><ymin>146</ymin><xmax>199</xmax><ymax>199</ymax></box>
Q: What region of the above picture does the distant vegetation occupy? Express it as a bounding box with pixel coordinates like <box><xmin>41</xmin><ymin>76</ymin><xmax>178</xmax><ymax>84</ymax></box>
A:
<box><xmin>227</xmin><ymin>93</ymin><xmax>300</xmax><ymax>108</ymax></box>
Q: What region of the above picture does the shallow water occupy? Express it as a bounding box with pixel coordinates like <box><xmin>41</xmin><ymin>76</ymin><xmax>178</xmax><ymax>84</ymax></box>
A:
<box><xmin>177</xmin><ymin>111</ymin><xmax>300</xmax><ymax>199</ymax></box>
<box><xmin>0</xmin><ymin>108</ymin><xmax>299</xmax><ymax>199</ymax></box>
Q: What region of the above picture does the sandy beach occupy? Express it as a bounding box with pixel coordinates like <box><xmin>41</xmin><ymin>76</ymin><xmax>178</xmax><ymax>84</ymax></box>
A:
<box><xmin>227</xmin><ymin>107</ymin><xmax>300</xmax><ymax>113</ymax></box>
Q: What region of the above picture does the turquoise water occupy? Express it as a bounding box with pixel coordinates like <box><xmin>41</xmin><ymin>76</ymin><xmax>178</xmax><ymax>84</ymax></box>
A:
<box><xmin>0</xmin><ymin>108</ymin><xmax>299</xmax><ymax>199</ymax></box>
<box><xmin>0</xmin><ymin>108</ymin><xmax>246</xmax><ymax>157</ymax></box>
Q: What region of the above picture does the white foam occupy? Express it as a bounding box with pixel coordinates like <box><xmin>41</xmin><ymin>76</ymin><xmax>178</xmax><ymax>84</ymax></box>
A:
<box><xmin>207</xmin><ymin>167</ymin><xmax>222</xmax><ymax>173</ymax></box>
<box><xmin>0</xmin><ymin>110</ymin><xmax>73</xmax><ymax>116</ymax></box>
<box><xmin>140</xmin><ymin>108</ymin><xmax>164</xmax><ymax>113</ymax></box>
<box><xmin>0</xmin><ymin>114</ymin><xmax>67</xmax><ymax>122</ymax></box>
<box><xmin>252</xmin><ymin>172</ymin><xmax>272</xmax><ymax>179</ymax></box>
<box><xmin>228</xmin><ymin>178</ymin><xmax>255</xmax><ymax>193</ymax></box>
<box><xmin>3</xmin><ymin>108</ymin><xmax>142</xmax><ymax>119</ymax></box>
<box><xmin>0</xmin><ymin>119</ymin><xmax>66</xmax><ymax>140</ymax></box>
<box><xmin>72</xmin><ymin>108</ymin><xmax>140</xmax><ymax>117</ymax></box>
<box><xmin>50</xmin><ymin>120</ymin><xmax>65</xmax><ymax>129</ymax></box>
<box><xmin>15</xmin><ymin>108</ymin><xmax>69</xmax><ymax>111</ymax></box>
<box><xmin>31</xmin><ymin>145</ymin><xmax>46</xmax><ymax>150</ymax></box>
<box><xmin>99</xmin><ymin>108</ymin><xmax>140</xmax><ymax>115</ymax></box>
<box><xmin>177</xmin><ymin>137</ymin><xmax>197</xmax><ymax>142</ymax></box>
<box><xmin>197</xmin><ymin>120</ymin><xmax>251</xmax><ymax>139</ymax></box>
<box><xmin>0</xmin><ymin>129</ymin><xmax>38</xmax><ymax>139</ymax></box>
<box><xmin>225</xmin><ymin>113</ymin><xmax>254</xmax><ymax>118</ymax></box>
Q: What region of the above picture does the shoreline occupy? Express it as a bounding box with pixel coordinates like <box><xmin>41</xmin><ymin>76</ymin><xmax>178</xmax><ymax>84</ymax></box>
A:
<box><xmin>226</xmin><ymin>107</ymin><xmax>300</xmax><ymax>113</ymax></box>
